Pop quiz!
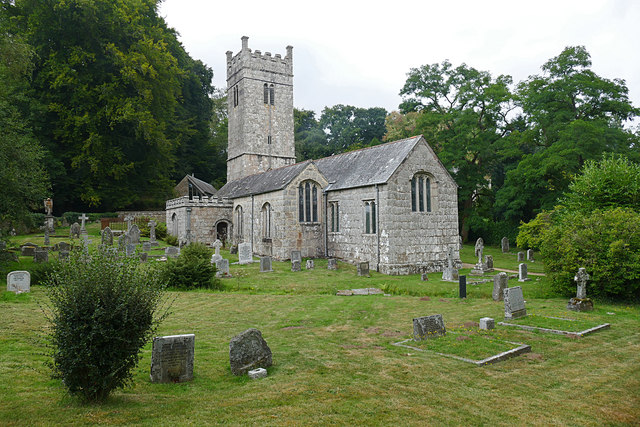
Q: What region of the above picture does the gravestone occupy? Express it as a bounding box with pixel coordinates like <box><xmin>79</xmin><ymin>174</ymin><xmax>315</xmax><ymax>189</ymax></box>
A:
<box><xmin>129</xmin><ymin>224</ymin><xmax>141</xmax><ymax>244</ymax></box>
<box><xmin>306</xmin><ymin>259</ymin><xmax>314</xmax><ymax>270</ymax></box>
<box><xmin>211</xmin><ymin>239</ymin><xmax>223</xmax><ymax>264</ymax></box>
<box><xmin>142</xmin><ymin>241</ymin><xmax>151</xmax><ymax>252</ymax></box>
<box><xmin>527</xmin><ymin>249</ymin><xmax>534</xmax><ymax>261</ymax></box>
<box><xmin>70</xmin><ymin>222</ymin><xmax>81</xmax><ymax>238</ymax></box>
<box><xmin>413</xmin><ymin>314</ymin><xmax>446</xmax><ymax>340</ymax></box>
<box><xmin>567</xmin><ymin>267</ymin><xmax>594</xmax><ymax>312</ymax></box>
<box><xmin>59</xmin><ymin>250</ymin><xmax>69</xmax><ymax>261</ymax></box>
<box><xmin>126</xmin><ymin>243</ymin><xmax>136</xmax><ymax>257</ymax></box>
<box><xmin>484</xmin><ymin>255</ymin><xmax>494</xmax><ymax>271</ymax></box>
<box><xmin>229</xmin><ymin>328</ymin><xmax>272</xmax><ymax>376</ymax></box>
<box><xmin>78</xmin><ymin>213</ymin><xmax>89</xmax><ymax>236</ymax></box>
<box><xmin>260</xmin><ymin>256</ymin><xmax>273</xmax><ymax>272</ymax></box>
<box><xmin>101</xmin><ymin>226</ymin><xmax>113</xmax><ymax>246</ymax></box>
<box><xmin>517</xmin><ymin>251</ymin><xmax>525</xmax><ymax>262</ymax></box>
<box><xmin>44</xmin><ymin>197</ymin><xmax>55</xmax><ymax>233</ymax></box>
<box><xmin>291</xmin><ymin>259</ymin><xmax>301</xmax><ymax>272</ymax></box>
<box><xmin>229</xmin><ymin>245</ymin><xmax>238</xmax><ymax>255</ymax></box>
<box><xmin>118</xmin><ymin>234</ymin><xmax>127</xmax><ymax>251</ymax></box>
<box><xmin>327</xmin><ymin>258</ymin><xmax>338</xmax><ymax>270</ymax></box>
<box><xmin>492</xmin><ymin>272</ymin><xmax>509</xmax><ymax>301</ymax></box>
<box><xmin>291</xmin><ymin>250</ymin><xmax>302</xmax><ymax>264</ymax></box>
<box><xmin>43</xmin><ymin>225</ymin><xmax>50</xmax><ymax>246</ymax></box>
<box><xmin>357</xmin><ymin>262</ymin><xmax>370</xmax><ymax>277</ymax></box>
<box><xmin>504</xmin><ymin>286</ymin><xmax>527</xmax><ymax>319</ymax></box>
<box><xmin>470</xmin><ymin>238</ymin><xmax>489</xmax><ymax>275</ymax></box>
<box><xmin>165</xmin><ymin>246</ymin><xmax>180</xmax><ymax>258</ymax></box>
<box><xmin>34</xmin><ymin>248</ymin><xmax>49</xmax><ymax>263</ymax></box>
<box><xmin>139</xmin><ymin>252</ymin><xmax>148</xmax><ymax>262</ymax></box>
<box><xmin>501</xmin><ymin>237</ymin><xmax>509</xmax><ymax>253</ymax></box>
<box><xmin>7</xmin><ymin>271</ymin><xmax>30</xmax><ymax>293</ymax></box>
<box><xmin>459</xmin><ymin>275</ymin><xmax>467</xmax><ymax>298</ymax></box>
<box><xmin>215</xmin><ymin>258</ymin><xmax>230</xmax><ymax>277</ymax></box>
<box><xmin>421</xmin><ymin>273</ymin><xmax>429</xmax><ymax>281</ymax></box>
<box><xmin>238</xmin><ymin>242</ymin><xmax>252</xmax><ymax>264</ymax></box>
<box><xmin>518</xmin><ymin>263</ymin><xmax>530</xmax><ymax>282</ymax></box>
<box><xmin>150</xmin><ymin>334</ymin><xmax>195</xmax><ymax>383</ymax></box>
<box><xmin>442</xmin><ymin>246</ymin><xmax>459</xmax><ymax>282</ymax></box>
<box><xmin>58</xmin><ymin>242</ymin><xmax>71</xmax><ymax>251</ymax></box>
<box><xmin>20</xmin><ymin>244</ymin><xmax>37</xmax><ymax>257</ymax></box>
<box><xmin>124</xmin><ymin>215</ymin><xmax>134</xmax><ymax>231</ymax></box>
<box><xmin>148</xmin><ymin>220</ymin><xmax>158</xmax><ymax>246</ymax></box>
<box><xmin>479</xmin><ymin>317</ymin><xmax>495</xmax><ymax>330</ymax></box>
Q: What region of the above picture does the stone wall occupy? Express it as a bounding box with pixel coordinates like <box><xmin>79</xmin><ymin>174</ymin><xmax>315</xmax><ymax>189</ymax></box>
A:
<box><xmin>165</xmin><ymin>197</ymin><xmax>233</xmax><ymax>246</ymax></box>
<box><xmin>117</xmin><ymin>211</ymin><xmax>165</xmax><ymax>224</ymax></box>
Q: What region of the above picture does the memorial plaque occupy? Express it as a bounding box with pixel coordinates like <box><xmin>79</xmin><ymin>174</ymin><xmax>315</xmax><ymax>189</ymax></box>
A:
<box><xmin>238</xmin><ymin>242</ymin><xmax>252</xmax><ymax>264</ymax></box>
<box><xmin>150</xmin><ymin>334</ymin><xmax>195</xmax><ymax>383</ymax></box>
<box><xmin>7</xmin><ymin>271</ymin><xmax>31</xmax><ymax>293</ymax></box>
<box><xmin>413</xmin><ymin>314</ymin><xmax>446</xmax><ymax>340</ymax></box>
<box><xmin>504</xmin><ymin>286</ymin><xmax>527</xmax><ymax>319</ymax></box>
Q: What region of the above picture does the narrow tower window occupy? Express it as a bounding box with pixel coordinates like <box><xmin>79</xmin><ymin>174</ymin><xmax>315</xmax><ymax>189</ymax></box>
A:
<box><xmin>264</xmin><ymin>83</ymin><xmax>269</xmax><ymax>104</ymax></box>
<box><xmin>269</xmin><ymin>84</ymin><xmax>275</xmax><ymax>105</ymax></box>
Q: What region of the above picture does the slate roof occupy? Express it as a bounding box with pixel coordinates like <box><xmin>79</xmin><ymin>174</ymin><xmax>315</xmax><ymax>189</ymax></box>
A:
<box><xmin>188</xmin><ymin>175</ymin><xmax>217</xmax><ymax>196</ymax></box>
<box><xmin>217</xmin><ymin>161</ymin><xmax>313</xmax><ymax>199</ymax></box>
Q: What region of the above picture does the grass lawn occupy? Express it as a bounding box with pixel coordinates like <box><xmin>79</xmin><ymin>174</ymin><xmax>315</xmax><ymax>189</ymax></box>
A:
<box><xmin>1</xmin><ymin>236</ymin><xmax>639</xmax><ymax>425</ymax></box>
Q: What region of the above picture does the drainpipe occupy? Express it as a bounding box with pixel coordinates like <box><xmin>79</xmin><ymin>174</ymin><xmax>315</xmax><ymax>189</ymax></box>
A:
<box><xmin>251</xmin><ymin>195</ymin><xmax>255</xmax><ymax>252</ymax></box>
<box><xmin>376</xmin><ymin>184</ymin><xmax>380</xmax><ymax>272</ymax></box>
<box><xmin>323</xmin><ymin>190</ymin><xmax>328</xmax><ymax>257</ymax></box>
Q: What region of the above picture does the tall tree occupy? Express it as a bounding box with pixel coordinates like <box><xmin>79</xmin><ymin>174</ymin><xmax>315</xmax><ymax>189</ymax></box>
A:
<box><xmin>294</xmin><ymin>108</ymin><xmax>328</xmax><ymax>161</ymax></box>
<box><xmin>319</xmin><ymin>105</ymin><xmax>387</xmax><ymax>155</ymax></box>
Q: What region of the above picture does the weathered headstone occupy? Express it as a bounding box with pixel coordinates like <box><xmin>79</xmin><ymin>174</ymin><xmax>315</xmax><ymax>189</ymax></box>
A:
<box><xmin>34</xmin><ymin>248</ymin><xmax>49</xmax><ymax>263</ymax></box>
<box><xmin>128</xmin><ymin>224</ymin><xmax>141</xmax><ymax>244</ymax></box>
<box><xmin>357</xmin><ymin>262</ymin><xmax>370</xmax><ymax>277</ymax></box>
<box><xmin>148</xmin><ymin>220</ymin><xmax>158</xmax><ymax>246</ymax></box>
<box><xmin>413</xmin><ymin>314</ymin><xmax>446</xmax><ymax>340</ymax></box>
<box><xmin>479</xmin><ymin>317</ymin><xmax>495</xmax><ymax>330</ymax></box>
<box><xmin>165</xmin><ymin>246</ymin><xmax>180</xmax><ymax>258</ymax></box>
<box><xmin>142</xmin><ymin>241</ymin><xmax>151</xmax><ymax>252</ymax></box>
<box><xmin>229</xmin><ymin>245</ymin><xmax>238</xmax><ymax>255</ymax></box>
<box><xmin>20</xmin><ymin>244</ymin><xmax>37</xmax><ymax>257</ymax></box>
<box><xmin>229</xmin><ymin>328</ymin><xmax>272</xmax><ymax>376</ymax></box>
<box><xmin>527</xmin><ymin>249</ymin><xmax>534</xmax><ymax>261</ymax></box>
<box><xmin>470</xmin><ymin>238</ymin><xmax>490</xmax><ymax>275</ymax></box>
<box><xmin>484</xmin><ymin>255</ymin><xmax>494</xmax><ymax>271</ymax></box>
<box><xmin>215</xmin><ymin>258</ymin><xmax>230</xmax><ymax>277</ymax></box>
<box><xmin>101</xmin><ymin>226</ymin><xmax>113</xmax><ymax>246</ymax></box>
<box><xmin>291</xmin><ymin>250</ymin><xmax>302</xmax><ymax>264</ymax></box>
<box><xmin>150</xmin><ymin>334</ymin><xmax>195</xmax><ymax>383</ymax></box>
<box><xmin>501</xmin><ymin>237</ymin><xmax>509</xmax><ymax>253</ymax></box>
<box><xmin>118</xmin><ymin>234</ymin><xmax>127</xmax><ymax>251</ymax></box>
<box><xmin>474</xmin><ymin>237</ymin><xmax>484</xmax><ymax>264</ymax></box>
<box><xmin>421</xmin><ymin>273</ymin><xmax>429</xmax><ymax>281</ymax></box>
<box><xmin>567</xmin><ymin>268</ymin><xmax>594</xmax><ymax>312</ymax></box>
<box><xmin>59</xmin><ymin>250</ymin><xmax>70</xmax><ymax>261</ymax></box>
<box><xmin>126</xmin><ymin>243</ymin><xmax>136</xmax><ymax>257</ymax></box>
<box><xmin>139</xmin><ymin>252</ymin><xmax>148</xmax><ymax>262</ymax></box>
<box><xmin>492</xmin><ymin>272</ymin><xmax>509</xmax><ymax>301</ymax></box>
<box><xmin>291</xmin><ymin>259</ymin><xmax>301</xmax><ymax>272</ymax></box>
<box><xmin>58</xmin><ymin>241</ymin><xmax>71</xmax><ymax>251</ymax></box>
<box><xmin>43</xmin><ymin>225</ymin><xmax>50</xmax><ymax>246</ymax></box>
<box><xmin>260</xmin><ymin>256</ymin><xmax>273</xmax><ymax>272</ymax></box>
<box><xmin>518</xmin><ymin>263</ymin><xmax>530</xmax><ymax>282</ymax></box>
<box><xmin>504</xmin><ymin>286</ymin><xmax>527</xmax><ymax>319</ymax></box>
<box><xmin>517</xmin><ymin>251</ymin><xmax>525</xmax><ymax>262</ymax></box>
<box><xmin>7</xmin><ymin>271</ymin><xmax>30</xmax><ymax>293</ymax></box>
<box><xmin>442</xmin><ymin>246</ymin><xmax>459</xmax><ymax>281</ymax></box>
<box><xmin>211</xmin><ymin>239</ymin><xmax>223</xmax><ymax>264</ymax></box>
<box><xmin>327</xmin><ymin>258</ymin><xmax>338</xmax><ymax>270</ymax></box>
<box><xmin>306</xmin><ymin>259</ymin><xmax>314</xmax><ymax>270</ymax></box>
<box><xmin>70</xmin><ymin>222</ymin><xmax>81</xmax><ymax>238</ymax></box>
<box><xmin>238</xmin><ymin>242</ymin><xmax>252</xmax><ymax>264</ymax></box>
<box><xmin>78</xmin><ymin>213</ymin><xmax>89</xmax><ymax>236</ymax></box>
<box><xmin>43</xmin><ymin>197</ymin><xmax>55</xmax><ymax>233</ymax></box>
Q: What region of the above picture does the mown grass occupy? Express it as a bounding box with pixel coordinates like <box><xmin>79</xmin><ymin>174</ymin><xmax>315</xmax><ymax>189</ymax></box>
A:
<box><xmin>506</xmin><ymin>313</ymin><xmax>606</xmax><ymax>332</ymax></box>
<box><xmin>460</xmin><ymin>243</ymin><xmax>545</xmax><ymax>274</ymax></box>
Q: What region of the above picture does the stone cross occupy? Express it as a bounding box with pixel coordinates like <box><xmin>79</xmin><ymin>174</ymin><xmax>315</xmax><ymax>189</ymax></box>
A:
<box><xmin>575</xmin><ymin>268</ymin><xmax>590</xmax><ymax>299</ymax></box>
<box><xmin>124</xmin><ymin>215</ymin><xmax>134</xmax><ymax>231</ymax></box>
<box><xmin>474</xmin><ymin>238</ymin><xmax>484</xmax><ymax>265</ymax></box>
<box><xmin>213</xmin><ymin>239</ymin><xmax>222</xmax><ymax>257</ymax></box>
<box><xmin>78</xmin><ymin>213</ymin><xmax>89</xmax><ymax>233</ymax></box>
<box><xmin>148</xmin><ymin>220</ymin><xmax>157</xmax><ymax>242</ymax></box>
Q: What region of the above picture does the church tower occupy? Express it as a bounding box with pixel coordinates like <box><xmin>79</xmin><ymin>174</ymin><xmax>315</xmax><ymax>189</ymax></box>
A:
<box><xmin>226</xmin><ymin>36</ymin><xmax>296</xmax><ymax>182</ymax></box>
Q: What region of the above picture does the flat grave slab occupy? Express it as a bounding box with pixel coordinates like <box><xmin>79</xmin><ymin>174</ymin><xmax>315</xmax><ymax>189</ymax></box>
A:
<box><xmin>498</xmin><ymin>318</ymin><xmax>610</xmax><ymax>338</ymax></box>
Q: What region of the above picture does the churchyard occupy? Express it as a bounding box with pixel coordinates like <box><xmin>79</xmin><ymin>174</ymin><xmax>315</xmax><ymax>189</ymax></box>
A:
<box><xmin>1</xmin><ymin>228</ymin><xmax>639</xmax><ymax>425</ymax></box>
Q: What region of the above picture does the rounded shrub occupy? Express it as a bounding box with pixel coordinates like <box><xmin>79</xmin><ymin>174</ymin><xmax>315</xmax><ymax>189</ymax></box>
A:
<box><xmin>44</xmin><ymin>247</ymin><xmax>169</xmax><ymax>402</ymax></box>
<box><xmin>161</xmin><ymin>242</ymin><xmax>223</xmax><ymax>290</ymax></box>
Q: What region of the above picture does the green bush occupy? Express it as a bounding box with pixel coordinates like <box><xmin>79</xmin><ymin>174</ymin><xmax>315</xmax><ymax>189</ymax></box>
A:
<box><xmin>541</xmin><ymin>208</ymin><xmax>640</xmax><ymax>300</ymax></box>
<box><xmin>516</xmin><ymin>211</ymin><xmax>553</xmax><ymax>250</ymax></box>
<box><xmin>28</xmin><ymin>259</ymin><xmax>59</xmax><ymax>285</ymax></box>
<box><xmin>164</xmin><ymin>234</ymin><xmax>178</xmax><ymax>246</ymax></box>
<box><xmin>44</xmin><ymin>247</ymin><xmax>168</xmax><ymax>402</ymax></box>
<box><xmin>161</xmin><ymin>242</ymin><xmax>222</xmax><ymax>290</ymax></box>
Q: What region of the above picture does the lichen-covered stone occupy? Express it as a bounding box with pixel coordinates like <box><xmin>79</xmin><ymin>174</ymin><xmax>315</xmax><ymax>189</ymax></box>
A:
<box><xmin>229</xmin><ymin>328</ymin><xmax>272</xmax><ymax>376</ymax></box>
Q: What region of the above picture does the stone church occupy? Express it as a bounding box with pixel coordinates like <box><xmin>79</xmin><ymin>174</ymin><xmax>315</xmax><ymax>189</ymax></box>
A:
<box><xmin>166</xmin><ymin>37</ymin><xmax>460</xmax><ymax>275</ymax></box>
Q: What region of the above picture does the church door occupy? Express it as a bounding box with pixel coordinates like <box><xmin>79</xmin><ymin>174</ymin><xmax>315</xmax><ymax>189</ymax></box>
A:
<box><xmin>216</xmin><ymin>222</ymin><xmax>228</xmax><ymax>246</ymax></box>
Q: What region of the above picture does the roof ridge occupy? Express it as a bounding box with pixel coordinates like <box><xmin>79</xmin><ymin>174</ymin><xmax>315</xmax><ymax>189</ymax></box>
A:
<box><xmin>315</xmin><ymin>135</ymin><xmax>422</xmax><ymax>162</ymax></box>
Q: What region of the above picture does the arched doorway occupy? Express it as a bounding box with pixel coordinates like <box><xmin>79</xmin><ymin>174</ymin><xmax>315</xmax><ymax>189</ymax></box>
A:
<box><xmin>216</xmin><ymin>221</ymin><xmax>229</xmax><ymax>246</ymax></box>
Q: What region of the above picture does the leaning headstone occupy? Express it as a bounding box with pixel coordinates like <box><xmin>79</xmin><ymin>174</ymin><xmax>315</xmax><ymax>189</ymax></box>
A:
<box><xmin>518</xmin><ymin>263</ymin><xmax>530</xmax><ymax>282</ymax></box>
<box><xmin>484</xmin><ymin>255</ymin><xmax>494</xmax><ymax>271</ymax></box>
<box><xmin>260</xmin><ymin>256</ymin><xmax>273</xmax><ymax>272</ymax></box>
<box><xmin>527</xmin><ymin>249</ymin><xmax>534</xmax><ymax>261</ymax></box>
<box><xmin>34</xmin><ymin>248</ymin><xmax>49</xmax><ymax>263</ymax></box>
<box><xmin>504</xmin><ymin>286</ymin><xmax>527</xmax><ymax>319</ymax></box>
<box><xmin>421</xmin><ymin>273</ymin><xmax>429</xmax><ymax>281</ymax></box>
<box><xmin>517</xmin><ymin>251</ymin><xmax>525</xmax><ymax>262</ymax></box>
<box><xmin>238</xmin><ymin>242</ymin><xmax>252</xmax><ymax>264</ymax></box>
<box><xmin>128</xmin><ymin>224</ymin><xmax>141</xmax><ymax>244</ymax></box>
<box><xmin>291</xmin><ymin>250</ymin><xmax>302</xmax><ymax>264</ymax></box>
<box><xmin>215</xmin><ymin>258</ymin><xmax>230</xmax><ymax>277</ymax></box>
<box><xmin>20</xmin><ymin>244</ymin><xmax>37</xmax><ymax>257</ymax></box>
<box><xmin>442</xmin><ymin>246</ymin><xmax>459</xmax><ymax>281</ymax></box>
<box><xmin>229</xmin><ymin>328</ymin><xmax>272</xmax><ymax>376</ymax></box>
<box><xmin>306</xmin><ymin>259</ymin><xmax>314</xmax><ymax>270</ymax></box>
<box><xmin>7</xmin><ymin>271</ymin><xmax>30</xmax><ymax>293</ymax></box>
<box><xmin>165</xmin><ymin>246</ymin><xmax>180</xmax><ymax>259</ymax></box>
<box><xmin>78</xmin><ymin>213</ymin><xmax>89</xmax><ymax>236</ymax></box>
<box><xmin>479</xmin><ymin>317</ymin><xmax>495</xmax><ymax>330</ymax></box>
<box><xmin>126</xmin><ymin>243</ymin><xmax>136</xmax><ymax>257</ymax></box>
<box><xmin>327</xmin><ymin>258</ymin><xmax>338</xmax><ymax>270</ymax></box>
<box><xmin>101</xmin><ymin>226</ymin><xmax>113</xmax><ymax>246</ymax></box>
<box><xmin>291</xmin><ymin>259</ymin><xmax>301</xmax><ymax>272</ymax></box>
<box><xmin>150</xmin><ymin>334</ymin><xmax>195</xmax><ymax>383</ymax></box>
<box><xmin>492</xmin><ymin>272</ymin><xmax>509</xmax><ymax>301</ymax></box>
<box><xmin>148</xmin><ymin>220</ymin><xmax>158</xmax><ymax>246</ymax></box>
<box><xmin>357</xmin><ymin>262</ymin><xmax>370</xmax><ymax>277</ymax></box>
<box><xmin>211</xmin><ymin>239</ymin><xmax>223</xmax><ymax>264</ymax></box>
<box><xmin>142</xmin><ymin>241</ymin><xmax>151</xmax><ymax>252</ymax></box>
<box><xmin>501</xmin><ymin>237</ymin><xmax>509</xmax><ymax>253</ymax></box>
<box><xmin>567</xmin><ymin>268</ymin><xmax>594</xmax><ymax>312</ymax></box>
<box><xmin>70</xmin><ymin>222</ymin><xmax>81</xmax><ymax>238</ymax></box>
<box><xmin>413</xmin><ymin>314</ymin><xmax>446</xmax><ymax>340</ymax></box>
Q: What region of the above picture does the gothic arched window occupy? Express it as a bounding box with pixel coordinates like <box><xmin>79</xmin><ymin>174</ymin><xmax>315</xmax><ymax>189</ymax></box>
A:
<box><xmin>261</xmin><ymin>203</ymin><xmax>272</xmax><ymax>238</ymax></box>
<box><xmin>298</xmin><ymin>181</ymin><xmax>319</xmax><ymax>223</ymax></box>
<box><xmin>329</xmin><ymin>202</ymin><xmax>340</xmax><ymax>232</ymax></box>
<box><xmin>233</xmin><ymin>85</ymin><xmax>239</xmax><ymax>107</ymax></box>
<box><xmin>263</xmin><ymin>83</ymin><xmax>269</xmax><ymax>104</ymax></box>
<box><xmin>269</xmin><ymin>84</ymin><xmax>275</xmax><ymax>105</ymax></box>
<box><xmin>411</xmin><ymin>173</ymin><xmax>433</xmax><ymax>212</ymax></box>
<box><xmin>364</xmin><ymin>200</ymin><xmax>376</xmax><ymax>234</ymax></box>
<box><xmin>235</xmin><ymin>205</ymin><xmax>243</xmax><ymax>239</ymax></box>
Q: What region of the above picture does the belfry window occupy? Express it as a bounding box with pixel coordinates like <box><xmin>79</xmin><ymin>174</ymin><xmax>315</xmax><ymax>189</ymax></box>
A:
<box><xmin>264</xmin><ymin>84</ymin><xmax>269</xmax><ymax>104</ymax></box>
<box><xmin>264</xmin><ymin>83</ymin><xmax>275</xmax><ymax>105</ymax></box>
<box><xmin>298</xmin><ymin>181</ymin><xmax>319</xmax><ymax>223</ymax></box>
<box><xmin>233</xmin><ymin>85</ymin><xmax>239</xmax><ymax>107</ymax></box>
<box><xmin>411</xmin><ymin>173</ymin><xmax>432</xmax><ymax>212</ymax></box>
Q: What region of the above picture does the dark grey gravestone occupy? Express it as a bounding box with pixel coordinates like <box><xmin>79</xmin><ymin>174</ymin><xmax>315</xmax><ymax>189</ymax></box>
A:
<box><xmin>7</xmin><ymin>271</ymin><xmax>30</xmax><ymax>293</ymax></box>
<box><xmin>527</xmin><ymin>249</ymin><xmax>534</xmax><ymax>261</ymax></box>
<box><xmin>34</xmin><ymin>248</ymin><xmax>48</xmax><ymax>263</ymax></box>
<box><xmin>238</xmin><ymin>242</ymin><xmax>252</xmax><ymax>264</ymax></box>
<box><xmin>260</xmin><ymin>256</ymin><xmax>273</xmax><ymax>272</ymax></box>
<box><xmin>501</xmin><ymin>237</ymin><xmax>509</xmax><ymax>253</ymax></box>
<box><xmin>306</xmin><ymin>259</ymin><xmax>314</xmax><ymax>270</ymax></box>
<box><xmin>102</xmin><ymin>226</ymin><xmax>113</xmax><ymax>246</ymax></box>
<box><xmin>459</xmin><ymin>275</ymin><xmax>466</xmax><ymax>298</ymax></box>
<box><xmin>357</xmin><ymin>262</ymin><xmax>370</xmax><ymax>277</ymax></box>
<box><xmin>517</xmin><ymin>251</ymin><xmax>525</xmax><ymax>262</ymax></box>
<box><xmin>518</xmin><ymin>263</ymin><xmax>530</xmax><ymax>282</ymax></box>
<box><xmin>421</xmin><ymin>273</ymin><xmax>429</xmax><ymax>281</ymax></box>
<box><xmin>142</xmin><ymin>241</ymin><xmax>151</xmax><ymax>252</ymax></box>
<box><xmin>20</xmin><ymin>244</ymin><xmax>37</xmax><ymax>257</ymax></box>
<box><xmin>291</xmin><ymin>250</ymin><xmax>302</xmax><ymax>264</ymax></box>
<box><xmin>129</xmin><ymin>224</ymin><xmax>141</xmax><ymax>244</ymax></box>
<box><xmin>504</xmin><ymin>286</ymin><xmax>527</xmax><ymax>319</ymax></box>
<box><xmin>139</xmin><ymin>252</ymin><xmax>148</xmax><ymax>262</ymax></box>
<box><xmin>327</xmin><ymin>258</ymin><xmax>338</xmax><ymax>270</ymax></box>
<box><xmin>229</xmin><ymin>328</ymin><xmax>272</xmax><ymax>376</ymax></box>
<box><xmin>70</xmin><ymin>222</ymin><xmax>81</xmax><ymax>239</ymax></box>
<box><xmin>492</xmin><ymin>272</ymin><xmax>508</xmax><ymax>301</ymax></box>
<box><xmin>165</xmin><ymin>246</ymin><xmax>180</xmax><ymax>258</ymax></box>
<box><xmin>150</xmin><ymin>334</ymin><xmax>195</xmax><ymax>383</ymax></box>
<box><xmin>413</xmin><ymin>314</ymin><xmax>446</xmax><ymax>340</ymax></box>
<box><xmin>291</xmin><ymin>259</ymin><xmax>301</xmax><ymax>272</ymax></box>
<box><xmin>58</xmin><ymin>241</ymin><xmax>71</xmax><ymax>251</ymax></box>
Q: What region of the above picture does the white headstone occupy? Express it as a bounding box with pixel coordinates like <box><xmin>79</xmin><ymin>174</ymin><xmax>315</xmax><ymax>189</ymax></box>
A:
<box><xmin>7</xmin><ymin>271</ymin><xmax>31</xmax><ymax>293</ymax></box>
<box><xmin>518</xmin><ymin>263</ymin><xmax>530</xmax><ymax>282</ymax></box>
<box><xmin>211</xmin><ymin>239</ymin><xmax>223</xmax><ymax>263</ymax></box>
<box><xmin>78</xmin><ymin>214</ymin><xmax>89</xmax><ymax>235</ymax></box>
<box><xmin>306</xmin><ymin>259</ymin><xmax>314</xmax><ymax>270</ymax></box>
<box><xmin>479</xmin><ymin>317</ymin><xmax>495</xmax><ymax>330</ymax></box>
<box><xmin>215</xmin><ymin>258</ymin><xmax>230</xmax><ymax>277</ymax></box>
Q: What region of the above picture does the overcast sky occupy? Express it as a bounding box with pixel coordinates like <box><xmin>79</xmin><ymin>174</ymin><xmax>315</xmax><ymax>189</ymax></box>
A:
<box><xmin>159</xmin><ymin>0</ymin><xmax>640</xmax><ymax>119</ymax></box>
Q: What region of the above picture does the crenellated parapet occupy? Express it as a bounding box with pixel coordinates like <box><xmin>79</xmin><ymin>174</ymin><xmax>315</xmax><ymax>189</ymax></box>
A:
<box><xmin>166</xmin><ymin>196</ymin><xmax>233</xmax><ymax>210</ymax></box>
<box><xmin>226</xmin><ymin>36</ymin><xmax>292</xmax><ymax>84</ymax></box>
